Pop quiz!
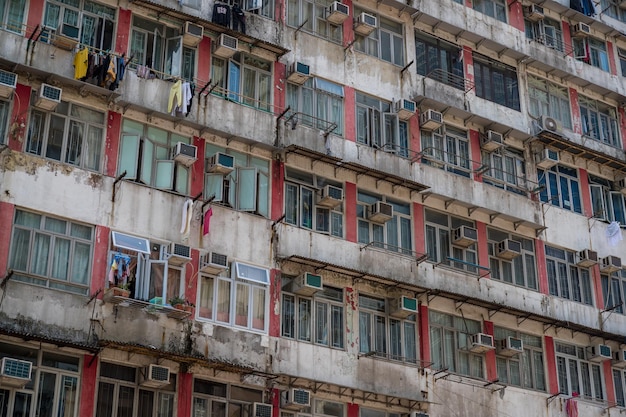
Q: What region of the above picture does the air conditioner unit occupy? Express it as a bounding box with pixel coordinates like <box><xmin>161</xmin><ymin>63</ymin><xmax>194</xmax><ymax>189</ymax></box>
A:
<box><xmin>613</xmin><ymin>350</ymin><xmax>626</xmax><ymax>368</ymax></box>
<box><xmin>327</xmin><ymin>1</ymin><xmax>349</xmax><ymax>24</ymax></box>
<box><xmin>318</xmin><ymin>184</ymin><xmax>344</xmax><ymax>208</ymax></box>
<box><xmin>525</xmin><ymin>4</ymin><xmax>545</xmax><ymax>21</ymax></box>
<box><xmin>497</xmin><ymin>336</ymin><xmax>523</xmax><ymax>357</ymax></box>
<box><xmin>200</xmin><ymin>251</ymin><xmax>229</xmax><ymax>274</ymax></box>
<box><xmin>394</xmin><ymin>99</ymin><xmax>416</xmax><ymax>120</ymax></box>
<box><xmin>389</xmin><ymin>296</ymin><xmax>418</xmax><ymax>318</ymax></box>
<box><xmin>420</xmin><ymin>109</ymin><xmax>443</xmax><ymax>131</ymax></box>
<box><xmin>167</xmin><ymin>243</ymin><xmax>192</xmax><ymax>266</ymax></box>
<box><xmin>480</xmin><ymin>130</ymin><xmax>504</xmax><ymax>152</ymax></box>
<box><xmin>0</xmin><ymin>69</ymin><xmax>17</xmax><ymax>98</ymax></box>
<box><xmin>35</xmin><ymin>83</ymin><xmax>62</xmax><ymax>111</ymax></box>
<box><xmin>577</xmin><ymin>249</ymin><xmax>598</xmax><ymax>267</ymax></box>
<box><xmin>213</xmin><ymin>33</ymin><xmax>238</xmax><ymax>58</ymax></box>
<box><xmin>140</xmin><ymin>364</ymin><xmax>171</xmax><ymax>387</ymax></box>
<box><xmin>572</xmin><ymin>22</ymin><xmax>591</xmax><ymax>37</ymax></box>
<box><xmin>287</xmin><ymin>61</ymin><xmax>311</xmax><ymax>85</ymax></box>
<box><xmin>410</xmin><ymin>413</ymin><xmax>429</xmax><ymax>417</ymax></box>
<box><xmin>469</xmin><ymin>333</ymin><xmax>495</xmax><ymax>353</ymax></box>
<box><xmin>172</xmin><ymin>142</ymin><xmax>198</xmax><ymax>167</ymax></box>
<box><xmin>600</xmin><ymin>255</ymin><xmax>622</xmax><ymax>273</ymax></box>
<box><xmin>206</xmin><ymin>152</ymin><xmax>235</xmax><ymax>174</ymax></box>
<box><xmin>0</xmin><ymin>357</ymin><xmax>33</xmax><ymax>388</ymax></box>
<box><xmin>354</xmin><ymin>12</ymin><xmax>377</xmax><ymax>37</ymax></box>
<box><xmin>535</xmin><ymin>148</ymin><xmax>559</xmax><ymax>169</ymax></box>
<box><xmin>52</xmin><ymin>23</ymin><xmax>79</xmax><ymax>50</ymax></box>
<box><xmin>539</xmin><ymin>115</ymin><xmax>563</xmax><ymax>135</ymax></box>
<box><xmin>183</xmin><ymin>22</ymin><xmax>204</xmax><ymax>47</ymax></box>
<box><xmin>616</xmin><ymin>178</ymin><xmax>626</xmax><ymax>196</ymax></box>
<box><xmin>367</xmin><ymin>201</ymin><xmax>394</xmax><ymax>223</ymax></box>
<box><xmin>588</xmin><ymin>344</ymin><xmax>612</xmax><ymax>362</ymax></box>
<box><xmin>452</xmin><ymin>225</ymin><xmax>478</xmax><ymax>248</ymax></box>
<box><xmin>291</xmin><ymin>272</ymin><xmax>323</xmax><ymax>296</ymax></box>
<box><xmin>496</xmin><ymin>239</ymin><xmax>522</xmax><ymax>260</ymax></box>
<box><xmin>253</xmin><ymin>403</ymin><xmax>273</xmax><ymax>417</ymax></box>
<box><xmin>281</xmin><ymin>388</ymin><xmax>311</xmax><ymax>410</ymax></box>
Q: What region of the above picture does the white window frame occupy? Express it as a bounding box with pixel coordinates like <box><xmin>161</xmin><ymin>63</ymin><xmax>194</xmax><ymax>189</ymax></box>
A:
<box><xmin>286</xmin><ymin>0</ymin><xmax>342</xmax><ymax>43</ymax></box>
<box><xmin>493</xmin><ymin>327</ymin><xmax>546</xmax><ymax>391</ymax></box>
<box><xmin>473</xmin><ymin>0</ymin><xmax>507</xmax><ymax>22</ymax></box>
<box><xmin>545</xmin><ymin>244</ymin><xmax>594</xmax><ymax>305</ymax></box>
<box><xmin>527</xmin><ymin>75</ymin><xmax>572</xmax><ymax>130</ymax></box>
<box><xmin>286</xmin><ymin>77</ymin><xmax>344</xmax><ymax>136</ymax></box>
<box><xmin>589</xmin><ymin>176</ymin><xmax>626</xmax><ymax>224</ymax></box>
<box><xmin>354</xmin><ymin>8</ymin><xmax>404</xmax><ymax>66</ymax></box>
<box><xmin>556</xmin><ymin>342</ymin><xmax>605</xmax><ymax>401</ymax></box>
<box><xmin>601</xmin><ymin>269</ymin><xmax>626</xmax><ymax>316</ymax></box>
<box><xmin>573</xmin><ymin>37</ymin><xmax>610</xmax><ymax>72</ymax></box>
<box><xmin>482</xmin><ymin>147</ymin><xmax>527</xmax><ymax>196</ymax></box>
<box><xmin>355</xmin><ymin>92</ymin><xmax>408</xmax><ymax>157</ymax></box>
<box><xmin>424</xmin><ymin>209</ymin><xmax>477</xmax><ymax>273</ymax></box>
<box><xmin>537</xmin><ymin>165</ymin><xmax>582</xmax><ymax>213</ymax></box>
<box><xmin>357</xmin><ymin>190</ymin><xmax>412</xmax><ymax>255</ymax></box>
<box><xmin>421</xmin><ymin>125</ymin><xmax>471</xmax><ymax>178</ymax></box>
<box><xmin>579</xmin><ymin>95</ymin><xmax>620</xmax><ymax>147</ymax></box>
<box><xmin>211</xmin><ymin>53</ymin><xmax>272</xmax><ymax>111</ymax></box>
<box><xmin>0</xmin><ymin>0</ymin><xmax>27</xmax><ymax>34</ymax></box>
<box><xmin>487</xmin><ymin>228</ymin><xmax>537</xmax><ymax>290</ymax></box>
<box><xmin>0</xmin><ymin>98</ymin><xmax>11</xmax><ymax>145</ymax></box>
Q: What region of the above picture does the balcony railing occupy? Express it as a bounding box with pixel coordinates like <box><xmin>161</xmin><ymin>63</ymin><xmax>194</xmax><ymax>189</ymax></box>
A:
<box><xmin>284</xmin><ymin>111</ymin><xmax>339</xmax><ymax>136</ymax></box>
<box><xmin>425</xmin><ymin>68</ymin><xmax>475</xmax><ymax>94</ymax></box>
<box><xmin>359</xmin><ymin>241</ymin><xmax>428</xmax><ymax>264</ymax></box>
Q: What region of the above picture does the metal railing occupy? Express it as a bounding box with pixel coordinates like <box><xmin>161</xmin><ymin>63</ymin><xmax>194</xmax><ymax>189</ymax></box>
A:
<box><xmin>359</xmin><ymin>241</ymin><xmax>429</xmax><ymax>264</ymax></box>
<box><xmin>532</xmin><ymin>33</ymin><xmax>575</xmax><ymax>57</ymax></box>
<box><xmin>425</xmin><ymin>68</ymin><xmax>475</xmax><ymax>93</ymax></box>
<box><xmin>284</xmin><ymin>111</ymin><xmax>339</xmax><ymax>136</ymax></box>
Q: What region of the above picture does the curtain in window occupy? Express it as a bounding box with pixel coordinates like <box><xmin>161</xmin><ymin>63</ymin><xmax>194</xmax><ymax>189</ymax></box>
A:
<box><xmin>237</xmin><ymin>167</ymin><xmax>257</xmax><ymax>212</ymax></box>
<box><xmin>58</xmin><ymin>375</ymin><xmax>78</xmax><ymax>417</ymax></box>
<box><xmin>85</xmin><ymin>125</ymin><xmax>102</xmax><ymax>171</ymax></box>
<box><xmin>316</xmin><ymin>302</ymin><xmax>328</xmax><ymax>344</ymax></box>
<box><xmin>31</xmin><ymin>233</ymin><xmax>51</xmax><ymax>276</ymax></box>
<box><xmin>331</xmin><ymin>305</ymin><xmax>343</xmax><ymax>348</ymax></box>
<box><xmin>51</xmin><ymin>237</ymin><xmax>70</xmax><ymax>280</ymax></box>
<box><xmin>235</xmin><ymin>283</ymin><xmax>249</xmax><ymax>327</ymax></box>
<box><xmin>404</xmin><ymin>322</ymin><xmax>416</xmax><ymax>362</ymax></box>
<box><xmin>252</xmin><ymin>286</ymin><xmax>265</xmax><ymax>331</ymax></box>
<box><xmin>359</xmin><ymin>312</ymin><xmax>371</xmax><ymax>353</ymax></box>
<box><xmin>298</xmin><ymin>298</ymin><xmax>311</xmax><ymax>341</ymax></box>
<box><xmin>199</xmin><ymin>276</ymin><xmax>214</xmax><ymax>319</ymax></box>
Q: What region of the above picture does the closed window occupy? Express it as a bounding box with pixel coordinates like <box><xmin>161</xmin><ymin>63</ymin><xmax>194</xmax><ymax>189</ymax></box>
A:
<box><xmin>0</xmin><ymin>98</ymin><xmax>9</xmax><ymax>144</ymax></box>
<box><xmin>614</xmin><ymin>368</ymin><xmax>626</xmax><ymax>407</ymax></box>
<box><xmin>354</xmin><ymin>9</ymin><xmax>404</xmax><ymax>66</ymax></box>
<box><xmin>601</xmin><ymin>0</ymin><xmax>626</xmax><ymax>22</ymax></box>
<box><xmin>421</xmin><ymin>125</ymin><xmax>471</xmax><ymax>178</ymax></box>
<box><xmin>574</xmin><ymin>37</ymin><xmax>610</xmax><ymax>72</ymax></box>
<box><xmin>601</xmin><ymin>269</ymin><xmax>626</xmax><ymax>315</ymax></box>
<box><xmin>488</xmin><ymin>228</ymin><xmax>537</xmax><ymax>290</ymax></box>
<box><xmin>287</xmin><ymin>77</ymin><xmax>344</xmax><ymax>135</ymax></box>
<box><xmin>357</xmin><ymin>191</ymin><xmax>412</xmax><ymax>254</ymax></box>
<box><xmin>356</xmin><ymin>92</ymin><xmax>408</xmax><ymax>157</ymax></box>
<box><xmin>528</xmin><ymin>75</ymin><xmax>572</xmax><ymax>130</ymax></box>
<box><xmin>287</xmin><ymin>0</ymin><xmax>342</xmax><ymax>43</ymax></box>
<box><xmin>482</xmin><ymin>147</ymin><xmax>527</xmax><ymax>196</ymax></box>
<box><xmin>579</xmin><ymin>95</ymin><xmax>620</xmax><ymax>147</ymax></box>
<box><xmin>211</xmin><ymin>53</ymin><xmax>271</xmax><ymax>111</ymax></box>
<box><xmin>27</xmin><ymin>100</ymin><xmax>105</xmax><ymax>171</ymax></box>
<box><xmin>0</xmin><ymin>0</ymin><xmax>26</xmax><ymax>34</ymax></box>
<box><xmin>494</xmin><ymin>328</ymin><xmax>545</xmax><ymax>391</ymax></box>
<box><xmin>545</xmin><ymin>245</ymin><xmax>594</xmax><ymax>305</ymax></box>
<box><xmin>556</xmin><ymin>342</ymin><xmax>604</xmax><ymax>401</ymax></box>
<box><xmin>192</xmin><ymin>380</ymin><xmax>263</xmax><ymax>417</ymax></box>
<box><xmin>589</xmin><ymin>175</ymin><xmax>626</xmax><ymax>224</ymax></box>
<box><xmin>537</xmin><ymin>165</ymin><xmax>582</xmax><ymax>213</ymax></box>
<box><xmin>415</xmin><ymin>31</ymin><xmax>464</xmax><ymax>89</ymax></box>
<box><xmin>473</xmin><ymin>54</ymin><xmax>520</xmax><ymax>111</ymax></box>
<box><xmin>618</xmin><ymin>47</ymin><xmax>626</xmax><ymax>77</ymax></box>
<box><xmin>425</xmin><ymin>209</ymin><xmax>477</xmax><ymax>273</ymax></box>
<box><xmin>473</xmin><ymin>0</ymin><xmax>506</xmax><ymax>22</ymax></box>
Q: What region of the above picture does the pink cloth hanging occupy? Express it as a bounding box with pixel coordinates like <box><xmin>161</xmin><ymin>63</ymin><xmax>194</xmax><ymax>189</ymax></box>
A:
<box><xmin>203</xmin><ymin>207</ymin><xmax>213</xmax><ymax>235</ymax></box>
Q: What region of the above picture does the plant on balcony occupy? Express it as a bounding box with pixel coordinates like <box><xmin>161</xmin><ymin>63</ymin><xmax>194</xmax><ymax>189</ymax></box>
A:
<box><xmin>168</xmin><ymin>296</ymin><xmax>194</xmax><ymax>312</ymax></box>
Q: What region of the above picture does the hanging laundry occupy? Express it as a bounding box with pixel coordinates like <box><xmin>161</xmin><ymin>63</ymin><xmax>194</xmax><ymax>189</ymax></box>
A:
<box><xmin>180</xmin><ymin>198</ymin><xmax>194</xmax><ymax>242</ymax></box>
<box><xmin>565</xmin><ymin>396</ymin><xmax>578</xmax><ymax>417</ymax></box>
<box><xmin>607</xmin><ymin>221</ymin><xmax>623</xmax><ymax>247</ymax></box>
<box><xmin>73</xmin><ymin>46</ymin><xmax>89</xmax><ymax>80</ymax></box>
<box><xmin>203</xmin><ymin>207</ymin><xmax>213</xmax><ymax>236</ymax></box>
<box><xmin>181</xmin><ymin>82</ymin><xmax>192</xmax><ymax>115</ymax></box>
<box><xmin>212</xmin><ymin>2</ymin><xmax>231</xmax><ymax>26</ymax></box>
<box><xmin>185</xmin><ymin>83</ymin><xmax>196</xmax><ymax>116</ymax></box>
<box><xmin>232</xmin><ymin>3</ymin><xmax>246</xmax><ymax>34</ymax></box>
<box><xmin>108</xmin><ymin>258</ymin><xmax>118</xmax><ymax>285</ymax></box>
<box><xmin>168</xmin><ymin>80</ymin><xmax>183</xmax><ymax>115</ymax></box>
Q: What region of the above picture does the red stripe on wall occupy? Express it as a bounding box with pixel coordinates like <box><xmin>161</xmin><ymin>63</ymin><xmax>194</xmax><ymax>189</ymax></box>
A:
<box><xmin>78</xmin><ymin>353</ymin><xmax>98</xmax><ymax>417</ymax></box>
<box><xmin>412</xmin><ymin>202</ymin><xmax>425</xmax><ymax>256</ymax></box>
<box><xmin>345</xmin><ymin>182</ymin><xmax>357</xmax><ymax>243</ymax></box>
<box><xmin>271</xmin><ymin>159</ymin><xmax>284</xmax><ymax>221</ymax></box>
<box><xmin>569</xmin><ymin>87</ymin><xmax>582</xmax><ymax>135</ymax></box>
<box><xmin>347</xmin><ymin>402</ymin><xmax>359</xmax><ymax>417</ymax></box>
<box><xmin>419</xmin><ymin>304</ymin><xmax>430</xmax><ymax>366</ymax></box>
<box><xmin>26</xmin><ymin>0</ymin><xmax>45</xmax><ymax>39</ymax></box>
<box><xmin>92</xmin><ymin>226</ymin><xmax>110</xmax><ymax>297</ymax></box>
<box><xmin>409</xmin><ymin>111</ymin><xmax>420</xmax><ymax>157</ymax></box>
<box><xmin>476</xmin><ymin>222</ymin><xmax>489</xmax><ymax>277</ymax></box>
<box><xmin>115</xmin><ymin>8</ymin><xmax>132</xmax><ymax>56</ymax></box>
<box><xmin>535</xmin><ymin>239</ymin><xmax>549</xmax><ymax>295</ymax></box>
<box><xmin>191</xmin><ymin>136</ymin><xmax>205</xmax><ymax>198</ymax></box>
<box><xmin>274</xmin><ymin>62</ymin><xmax>287</xmax><ymax>114</ymax></box>
<box><xmin>508</xmin><ymin>1</ymin><xmax>525</xmax><ymax>31</ymax></box>
<box><xmin>269</xmin><ymin>268</ymin><xmax>282</xmax><ymax>337</ymax></box>
<box><xmin>469</xmin><ymin>129</ymin><xmax>482</xmax><ymax>182</ymax></box>
<box><xmin>544</xmin><ymin>335</ymin><xmax>559</xmax><ymax>395</ymax></box>
<box><xmin>197</xmin><ymin>36</ymin><xmax>212</xmax><ymax>85</ymax></box>
<box><xmin>607</xmin><ymin>41</ymin><xmax>618</xmax><ymax>76</ymax></box>
<box><xmin>578</xmin><ymin>168</ymin><xmax>592</xmax><ymax>217</ymax></box>
<box><xmin>8</xmin><ymin>84</ymin><xmax>31</xmax><ymax>152</ymax></box>
<box><xmin>604</xmin><ymin>359</ymin><xmax>616</xmax><ymax>406</ymax></box>
<box><xmin>177</xmin><ymin>372</ymin><xmax>193</xmax><ymax>417</ymax></box>
<box><xmin>343</xmin><ymin>86</ymin><xmax>356</xmax><ymax>142</ymax></box>
<box><xmin>105</xmin><ymin>111</ymin><xmax>121</xmax><ymax>177</ymax></box>
<box><xmin>483</xmin><ymin>321</ymin><xmax>497</xmax><ymax>381</ymax></box>
<box><xmin>0</xmin><ymin>202</ymin><xmax>15</xmax><ymax>276</ymax></box>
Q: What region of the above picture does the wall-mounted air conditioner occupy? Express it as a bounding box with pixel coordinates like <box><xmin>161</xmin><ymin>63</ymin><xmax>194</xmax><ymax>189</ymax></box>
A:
<box><xmin>281</xmin><ymin>388</ymin><xmax>311</xmax><ymax>410</ymax></box>
<box><xmin>420</xmin><ymin>109</ymin><xmax>443</xmax><ymax>131</ymax></box>
<box><xmin>140</xmin><ymin>364</ymin><xmax>171</xmax><ymax>387</ymax></box>
<box><xmin>496</xmin><ymin>239</ymin><xmax>522</xmax><ymax>260</ymax></box>
<box><xmin>480</xmin><ymin>130</ymin><xmax>504</xmax><ymax>152</ymax></box>
<box><xmin>213</xmin><ymin>33</ymin><xmax>238</xmax><ymax>58</ymax></box>
<box><xmin>389</xmin><ymin>295</ymin><xmax>418</xmax><ymax>318</ymax></box>
<box><xmin>354</xmin><ymin>12</ymin><xmax>377</xmax><ymax>37</ymax></box>
<box><xmin>253</xmin><ymin>403</ymin><xmax>273</xmax><ymax>417</ymax></box>
<box><xmin>35</xmin><ymin>83</ymin><xmax>62</xmax><ymax>111</ymax></box>
<box><xmin>291</xmin><ymin>272</ymin><xmax>323</xmax><ymax>296</ymax></box>
<box><xmin>535</xmin><ymin>148</ymin><xmax>559</xmax><ymax>169</ymax></box>
<box><xmin>539</xmin><ymin>115</ymin><xmax>563</xmax><ymax>135</ymax></box>
<box><xmin>172</xmin><ymin>142</ymin><xmax>198</xmax><ymax>167</ymax></box>
<box><xmin>287</xmin><ymin>61</ymin><xmax>311</xmax><ymax>85</ymax></box>
<box><xmin>394</xmin><ymin>99</ymin><xmax>416</xmax><ymax>120</ymax></box>
<box><xmin>614</xmin><ymin>350</ymin><xmax>626</xmax><ymax>368</ymax></box>
<box><xmin>183</xmin><ymin>22</ymin><xmax>204</xmax><ymax>47</ymax></box>
<box><xmin>166</xmin><ymin>243</ymin><xmax>192</xmax><ymax>266</ymax></box>
<box><xmin>317</xmin><ymin>185</ymin><xmax>344</xmax><ymax>208</ymax></box>
<box><xmin>200</xmin><ymin>251</ymin><xmax>229</xmax><ymax>275</ymax></box>
<box><xmin>0</xmin><ymin>357</ymin><xmax>33</xmax><ymax>388</ymax></box>
<box><xmin>572</xmin><ymin>22</ymin><xmax>591</xmax><ymax>37</ymax></box>
<box><xmin>577</xmin><ymin>249</ymin><xmax>598</xmax><ymax>268</ymax></box>
<box><xmin>206</xmin><ymin>152</ymin><xmax>235</xmax><ymax>175</ymax></box>
<box><xmin>616</xmin><ymin>178</ymin><xmax>626</xmax><ymax>196</ymax></box>
<box><xmin>327</xmin><ymin>1</ymin><xmax>349</xmax><ymax>24</ymax></box>
<box><xmin>526</xmin><ymin>4</ymin><xmax>544</xmax><ymax>21</ymax></box>
<box><xmin>588</xmin><ymin>344</ymin><xmax>612</xmax><ymax>362</ymax></box>
<box><xmin>367</xmin><ymin>201</ymin><xmax>394</xmax><ymax>223</ymax></box>
<box><xmin>600</xmin><ymin>255</ymin><xmax>622</xmax><ymax>273</ymax></box>
<box><xmin>452</xmin><ymin>225</ymin><xmax>478</xmax><ymax>248</ymax></box>
<box><xmin>497</xmin><ymin>336</ymin><xmax>523</xmax><ymax>357</ymax></box>
<box><xmin>0</xmin><ymin>69</ymin><xmax>17</xmax><ymax>99</ymax></box>
<box><xmin>469</xmin><ymin>333</ymin><xmax>495</xmax><ymax>353</ymax></box>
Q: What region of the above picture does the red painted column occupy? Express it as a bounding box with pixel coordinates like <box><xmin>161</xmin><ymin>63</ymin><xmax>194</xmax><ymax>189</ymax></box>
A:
<box><xmin>483</xmin><ymin>321</ymin><xmax>497</xmax><ymax>381</ymax></box>
<box><xmin>78</xmin><ymin>353</ymin><xmax>98</xmax><ymax>417</ymax></box>
<box><xmin>604</xmin><ymin>360</ymin><xmax>616</xmax><ymax>406</ymax></box>
<box><xmin>464</xmin><ymin>0</ymin><xmax>471</xmax><ymax>7</ymax></box>
<box><xmin>269</xmin><ymin>268</ymin><xmax>282</xmax><ymax>337</ymax></box>
<box><xmin>7</xmin><ymin>84</ymin><xmax>31</xmax><ymax>152</ymax></box>
<box><xmin>92</xmin><ymin>226</ymin><xmax>110</xmax><ymax>297</ymax></box>
<box><xmin>197</xmin><ymin>36</ymin><xmax>212</xmax><ymax>85</ymax></box>
<box><xmin>418</xmin><ymin>304</ymin><xmax>430</xmax><ymax>367</ymax></box>
<box><xmin>271</xmin><ymin>388</ymin><xmax>280</xmax><ymax>417</ymax></box>
<box><xmin>347</xmin><ymin>402</ymin><xmax>359</xmax><ymax>417</ymax></box>
<box><xmin>578</xmin><ymin>168</ymin><xmax>592</xmax><ymax>218</ymax></box>
<box><xmin>275</xmin><ymin>0</ymin><xmax>286</xmax><ymax>24</ymax></box>
<box><xmin>618</xmin><ymin>107</ymin><xmax>626</xmax><ymax>152</ymax></box>
<box><xmin>544</xmin><ymin>335</ymin><xmax>559</xmax><ymax>395</ymax></box>
<box><xmin>105</xmin><ymin>111</ymin><xmax>122</xmax><ymax>177</ymax></box>
<box><xmin>115</xmin><ymin>9</ymin><xmax>132</xmax><ymax>56</ymax></box>
<box><xmin>476</xmin><ymin>222</ymin><xmax>489</xmax><ymax>277</ymax></box>
<box><xmin>343</xmin><ymin>86</ymin><xmax>356</xmax><ymax>142</ymax></box>
<box><xmin>469</xmin><ymin>129</ymin><xmax>482</xmax><ymax>183</ymax></box>
<box><xmin>535</xmin><ymin>239</ymin><xmax>549</xmax><ymax>294</ymax></box>
<box><xmin>345</xmin><ymin>287</ymin><xmax>356</xmax><ymax>350</ymax></box>
<box><xmin>569</xmin><ymin>88</ymin><xmax>582</xmax><ymax>135</ymax></box>
<box><xmin>607</xmin><ymin>41</ymin><xmax>618</xmax><ymax>75</ymax></box>
<box><xmin>274</xmin><ymin>62</ymin><xmax>287</xmax><ymax>115</ymax></box>
<box><xmin>344</xmin><ymin>182</ymin><xmax>357</xmax><ymax>243</ymax></box>
<box><xmin>562</xmin><ymin>21</ymin><xmax>572</xmax><ymax>55</ymax></box>
<box><xmin>591</xmin><ymin>264</ymin><xmax>603</xmax><ymax>310</ymax></box>
<box><xmin>271</xmin><ymin>159</ymin><xmax>284</xmax><ymax>221</ymax></box>
<box><xmin>508</xmin><ymin>1</ymin><xmax>525</xmax><ymax>32</ymax></box>
<box><xmin>191</xmin><ymin>136</ymin><xmax>205</xmax><ymax>198</ymax></box>
<box><xmin>412</xmin><ymin>202</ymin><xmax>425</xmax><ymax>256</ymax></box>
<box><xmin>177</xmin><ymin>372</ymin><xmax>193</xmax><ymax>417</ymax></box>
<box><xmin>0</xmin><ymin>202</ymin><xmax>15</xmax><ymax>276</ymax></box>
<box><xmin>186</xmin><ymin>249</ymin><xmax>200</xmax><ymax>310</ymax></box>
<box><xmin>342</xmin><ymin>0</ymin><xmax>354</xmax><ymax>47</ymax></box>
<box><xmin>462</xmin><ymin>46</ymin><xmax>474</xmax><ymax>87</ymax></box>
<box><xmin>409</xmin><ymin>111</ymin><xmax>420</xmax><ymax>158</ymax></box>
<box><xmin>25</xmin><ymin>0</ymin><xmax>45</xmax><ymax>38</ymax></box>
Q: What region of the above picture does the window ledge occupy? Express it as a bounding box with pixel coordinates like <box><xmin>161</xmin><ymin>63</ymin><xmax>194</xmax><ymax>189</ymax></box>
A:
<box><xmin>103</xmin><ymin>291</ymin><xmax>191</xmax><ymax>320</ymax></box>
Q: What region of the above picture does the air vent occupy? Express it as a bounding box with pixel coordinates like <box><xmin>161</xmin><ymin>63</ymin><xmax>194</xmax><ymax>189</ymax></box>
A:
<box><xmin>354</xmin><ymin>12</ymin><xmax>377</xmax><ymax>37</ymax></box>
<box><xmin>253</xmin><ymin>403</ymin><xmax>273</xmax><ymax>417</ymax></box>
<box><xmin>367</xmin><ymin>201</ymin><xmax>393</xmax><ymax>223</ymax></box>
<box><xmin>420</xmin><ymin>109</ymin><xmax>443</xmax><ymax>131</ymax></box>
<box><xmin>281</xmin><ymin>388</ymin><xmax>311</xmax><ymax>410</ymax></box>
<box><xmin>167</xmin><ymin>243</ymin><xmax>192</xmax><ymax>266</ymax></box>
<box><xmin>214</xmin><ymin>33</ymin><xmax>238</xmax><ymax>58</ymax></box>
<box><xmin>480</xmin><ymin>130</ymin><xmax>504</xmax><ymax>152</ymax></box>
<box><xmin>497</xmin><ymin>336</ymin><xmax>523</xmax><ymax>357</ymax></box>
<box><xmin>206</xmin><ymin>152</ymin><xmax>235</xmax><ymax>174</ymax></box>
<box><xmin>394</xmin><ymin>99</ymin><xmax>416</xmax><ymax>120</ymax></box>
<box><xmin>290</xmin><ymin>272</ymin><xmax>323</xmax><ymax>296</ymax></box>
<box><xmin>172</xmin><ymin>142</ymin><xmax>198</xmax><ymax>167</ymax></box>
<box><xmin>287</xmin><ymin>62</ymin><xmax>311</xmax><ymax>85</ymax></box>
<box><xmin>317</xmin><ymin>185</ymin><xmax>344</xmax><ymax>208</ymax></box>
<box><xmin>0</xmin><ymin>69</ymin><xmax>17</xmax><ymax>98</ymax></box>
<box><xmin>535</xmin><ymin>148</ymin><xmax>559</xmax><ymax>169</ymax></box>
<box><xmin>577</xmin><ymin>249</ymin><xmax>598</xmax><ymax>267</ymax></box>
<box><xmin>389</xmin><ymin>296</ymin><xmax>418</xmax><ymax>318</ymax></box>
<box><xmin>140</xmin><ymin>365</ymin><xmax>171</xmax><ymax>387</ymax></box>
<box><xmin>183</xmin><ymin>22</ymin><xmax>204</xmax><ymax>47</ymax></box>
<box><xmin>469</xmin><ymin>333</ymin><xmax>495</xmax><ymax>353</ymax></box>
<box><xmin>200</xmin><ymin>251</ymin><xmax>229</xmax><ymax>275</ymax></box>
<box><xmin>35</xmin><ymin>83</ymin><xmax>62</xmax><ymax>110</ymax></box>
<box><xmin>327</xmin><ymin>1</ymin><xmax>349</xmax><ymax>24</ymax></box>
<box><xmin>452</xmin><ymin>225</ymin><xmax>478</xmax><ymax>248</ymax></box>
<box><xmin>496</xmin><ymin>239</ymin><xmax>522</xmax><ymax>260</ymax></box>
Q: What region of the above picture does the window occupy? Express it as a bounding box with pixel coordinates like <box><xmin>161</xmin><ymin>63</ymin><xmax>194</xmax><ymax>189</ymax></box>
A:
<box><xmin>493</xmin><ymin>328</ymin><xmax>546</xmax><ymax>391</ymax></box>
<box><xmin>118</xmin><ymin>119</ymin><xmax>190</xmax><ymax>195</ymax></box>
<box><xmin>211</xmin><ymin>53</ymin><xmax>271</xmax><ymax>111</ymax></box>
<box><xmin>281</xmin><ymin>280</ymin><xmax>344</xmax><ymax>348</ymax></box>
<box><xmin>286</xmin><ymin>77</ymin><xmax>344</xmax><ymax>136</ymax></box>
<box><xmin>284</xmin><ymin>168</ymin><xmax>344</xmax><ymax>237</ymax></box>
<box><xmin>357</xmin><ymin>191</ymin><xmax>412</xmax><ymax>254</ymax></box>
<box><xmin>358</xmin><ymin>294</ymin><xmax>417</xmax><ymax>363</ymax></box>
<box><xmin>545</xmin><ymin>245</ymin><xmax>594</xmax><ymax>305</ymax></box>
<box><xmin>429</xmin><ymin>310</ymin><xmax>484</xmax><ymax>379</ymax></box>
<box><xmin>192</xmin><ymin>379</ymin><xmax>263</xmax><ymax>417</ymax></box>
<box><xmin>488</xmin><ymin>228</ymin><xmax>537</xmax><ymax>290</ymax></box>
<box><xmin>537</xmin><ymin>165</ymin><xmax>582</xmax><ymax>214</ymax></box>
<box><xmin>204</xmin><ymin>144</ymin><xmax>270</xmax><ymax>217</ymax></box>
<box><xmin>425</xmin><ymin>209</ymin><xmax>477</xmax><ymax>272</ymax></box>
<box><xmin>8</xmin><ymin>209</ymin><xmax>93</xmax><ymax>295</ymax></box>
<box><xmin>619</xmin><ymin>47</ymin><xmax>626</xmax><ymax>77</ymax></box>
<box><xmin>527</xmin><ymin>75</ymin><xmax>572</xmax><ymax>130</ymax></box>
<box><xmin>601</xmin><ymin>0</ymin><xmax>626</xmax><ymax>23</ymax></box>
<box><xmin>574</xmin><ymin>37</ymin><xmax>610</xmax><ymax>72</ymax></box>
<box><xmin>0</xmin><ymin>0</ymin><xmax>26</xmax><ymax>33</ymax></box>
<box><xmin>556</xmin><ymin>342</ymin><xmax>604</xmax><ymax>401</ymax></box>
<box><xmin>421</xmin><ymin>125</ymin><xmax>471</xmax><ymax>177</ymax></box>
<box><xmin>96</xmin><ymin>362</ymin><xmax>176</xmax><ymax>417</ymax></box>
<box><xmin>355</xmin><ymin>92</ymin><xmax>409</xmax><ymax>157</ymax></box>
<box><xmin>482</xmin><ymin>147</ymin><xmax>527</xmax><ymax>195</ymax></box>
<box><xmin>130</xmin><ymin>15</ymin><xmax>196</xmax><ymax>80</ymax></box>
<box><xmin>525</xmin><ymin>17</ymin><xmax>564</xmax><ymax>52</ymax></box>
<box><xmin>0</xmin><ymin>98</ymin><xmax>9</xmax><ymax>144</ymax></box>
<box><xmin>354</xmin><ymin>9</ymin><xmax>404</xmax><ymax>66</ymax></box>
<box><xmin>360</xmin><ymin>408</ymin><xmax>400</xmax><ymax>417</ymax></box>
<box><xmin>287</xmin><ymin>0</ymin><xmax>342</xmax><ymax>43</ymax></box>
<box><xmin>27</xmin><ymin>99</ymin><xmax>105</xmax><ymax>171</ymax></box>
<box><xmin>415</xmin><ymin>31</ymin><xmax>464</xmax><ymax>89</ymax></box>
<box><xmin>601</xmin><ymin>269</ymin><xmax>626</xmax><ymax>315</ymax></box>
<box><xmin>579</xmin><ymin>95</ymin><xmax>620</xmax><ymax>147</ymax></box>
<box><xmin>614</xmin><ymin>368</ymin><xmax>626</xmax><ymax>407</ymax></box>
<box><xmin>473</xmin><ymin>54</ymin><xmax>520</xmax><ymax>111</ymax></box>
<box><xmin>473</xmin><ymin>0</ymin><xmax>506</xmax><ymax>22</ymax></box>
<box><xmin>198</xmin><ymin>261</ymin><xmax>270</xmax><ymax>332</ymax></box>
<box><xmin>589</xmin><ymin>175</ymin><xmax>626</xmax><ymax>224</ymax></box>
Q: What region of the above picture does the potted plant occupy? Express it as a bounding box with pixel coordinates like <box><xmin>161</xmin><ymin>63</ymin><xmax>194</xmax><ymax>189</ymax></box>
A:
<box><xmin>169</xmin><ymin>296</ymin><xmax>194</xmax><ymax>312</ymax></box>
<box><xmin>111</xmin><ymin>283</ymin><xmax>130</xmax><ymax>298</ymax></box>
